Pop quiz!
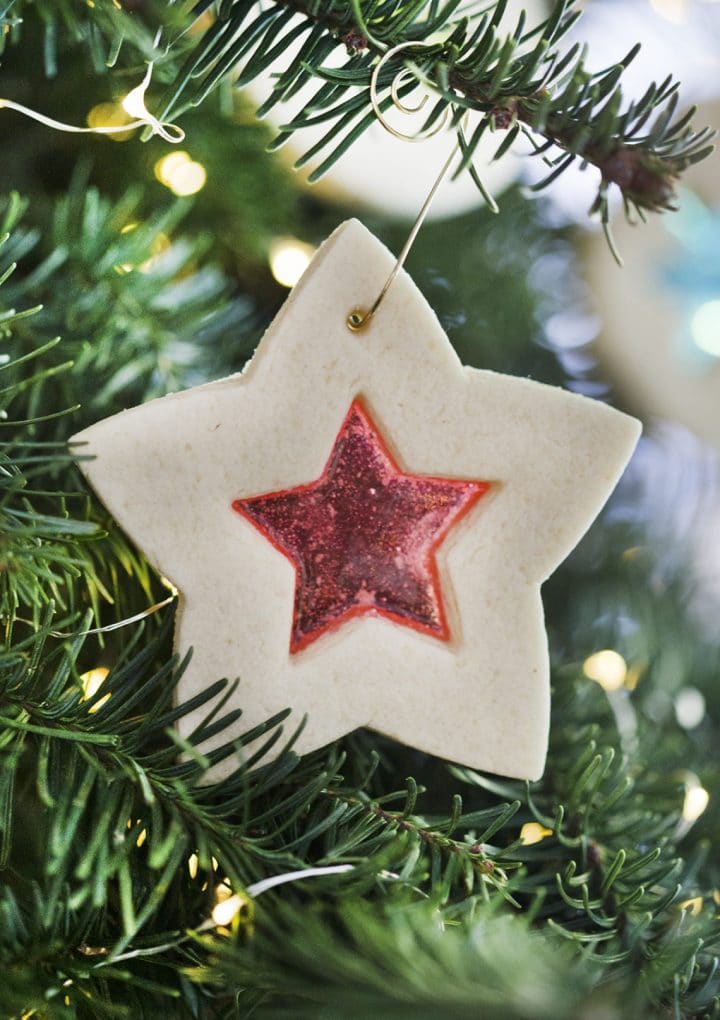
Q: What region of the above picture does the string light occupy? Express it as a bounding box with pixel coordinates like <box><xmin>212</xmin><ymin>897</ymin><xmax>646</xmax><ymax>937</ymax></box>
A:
<box><xmin>683</xmin><ymin>784</ymin><xmax>710</xmax><ymax>823</ymax></box>
<box><xmin>188</xmin><ymin>853</ymin><xmax>199</xmax><ymax>879</ymax></box>
<box><xmin>211</xmin><ymin>885</ymin><xmax>248</xmax><ymax>927</ymax></box>
<box><xmin>674</xmin><ymin>687</ymin><xmax>706</xmax><ymax>730</ymax></box>
<box><xmin>154</xmin><ymin>151</ymin><xmax>207</xmax><ymax>196</ymax></box>
<box><xmin>691</xmin><ymin>300</ymin><xmax>720</xmax><ymax>357</ymax></box>
<box><xmin>269</xmin><ymin>237</ymin><xmax>315</xmax><ymax>288</ymax></box>
<box><xmin>0</xmin><ymin>61</ymin><xmax>184</xmax><ymax>142</ymax></box>
<box><xmin>519</xmin><ymin>822</ymin><xmax>553</xmax><ymax>845</ymax></box>
<box><xmin>583</xmin><ymin>650</ymin><xmax>627</xmax><ymax>691</ymax></box>
<box><xmin>139</xmin><ymin>232</ymin><xmax>172</xmax><ymax>273</ymax></box>
<box><xmin>679</xmin><ymin>896</ymin><xmax>703</xmax><ymax>916</ymax></box>
<box><xmin>80</xmin><ymin>667</ymin><xmax>110</xmax><ymax>713</ymax></box>
<box><xmin>86</xmin><ymin>101</ymin><xmax>134</xmax><ymax>142</ymax></box>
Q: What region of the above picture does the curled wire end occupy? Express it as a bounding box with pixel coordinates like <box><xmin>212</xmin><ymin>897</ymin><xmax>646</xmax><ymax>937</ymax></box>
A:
<box><xmin>370</xmin><ymin>41</ymin><xmax>449</xmax><ymax>143</ymax></box>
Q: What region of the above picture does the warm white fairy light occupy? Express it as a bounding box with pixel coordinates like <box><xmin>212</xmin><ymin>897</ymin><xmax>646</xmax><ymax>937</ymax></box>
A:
<box><xmin>154</xmin><ymin>151</ymin><xmax>207</xmax><ymax>196</ymax></box>
<box><xmin>691</xmin><ymin>300</ymin><xmax>720</xmax><ymax>357</ymax></box>
<box><xmin>0</xmin><ymin>61</ymin><xmax>184</xmax><ymax>142</ymax></box>
<box><xmin>583</xmin><ymin>650</ymin><xmax>627</xmax><ymax>691</ymax></box>
<box><xmin>683</xmin><ymin>784</ymin><xmax>710</xmax><ymax>823</ymax></box>
<box><xmin>200</xmin><ymin>865</ymin><xmax>355</xmax><ymax>933</ymax></box>
<box><xmin>269</xmin><ymin>237</ymin><xmax>315</xmax><ymax>288</ymax></box>
<box><xmin>679</xmin><ymin>896</ymin><xmax>703</xmax><ymax>915</ymax></box>
<box><xmin>86</xmin><ymin>101</ymin><xmax>134</xmax><ymax>142</ymax></box>
<box><xmin>519</xmin><ymin>822</ymin><xmax>553</xmax><ymax>845</ymax></box>
<box><xmin>211</xmin><ymin>883</ymin><xmax>248</xmax><ymax>927</ymax></box>
<box><xmin>675</xmin><ymin>687</ymin><xmax>706</xmax><ymax>730</ymax></box>
<box><xmin>80</xmin><ymin>667</ymin><xmax>110</xmax><ymax>713</ymax></box>
<box><xmin>188</xmin><ymin>853</ymin><xmax>199</xmax><ymax>880</ymax></box>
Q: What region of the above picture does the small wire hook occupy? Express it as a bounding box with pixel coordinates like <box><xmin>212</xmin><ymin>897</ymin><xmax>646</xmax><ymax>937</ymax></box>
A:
<box><xmin>347</xmin><ymin>41</ymin><xmax>462</xmax><ymax>333</ymax></box>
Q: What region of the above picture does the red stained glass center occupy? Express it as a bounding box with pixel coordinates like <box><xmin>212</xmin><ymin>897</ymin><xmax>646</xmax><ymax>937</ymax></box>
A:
<box><xmin>232</xmin><ymin>400</ymin><xmax>489</xmax><ymax>652</ymax></box>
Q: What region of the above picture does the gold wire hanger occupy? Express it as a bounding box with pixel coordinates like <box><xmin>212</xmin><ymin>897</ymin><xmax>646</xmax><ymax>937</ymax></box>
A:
<box><xmin>347</xmin><ymin>41</ymin><xmax>464</xmax><ymax>333</ymax></box>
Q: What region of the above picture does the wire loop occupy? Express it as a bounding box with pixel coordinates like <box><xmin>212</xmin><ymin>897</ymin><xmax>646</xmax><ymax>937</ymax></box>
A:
<box><xmin>369</xmin><ymin>41</ymin><xmax>449</xmax><ymax>143</ymax></box>
<box><xmin>348</xmin><ymin>42</ymin><xmax>460</xmax><ymax>333</ymax></box>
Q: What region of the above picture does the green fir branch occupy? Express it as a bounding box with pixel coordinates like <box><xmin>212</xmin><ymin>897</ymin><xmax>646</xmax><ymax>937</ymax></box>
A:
<box><xmin>158</xmin><ymin>0</ymin><xmax>714</xmax><ymax>226</ymax></box>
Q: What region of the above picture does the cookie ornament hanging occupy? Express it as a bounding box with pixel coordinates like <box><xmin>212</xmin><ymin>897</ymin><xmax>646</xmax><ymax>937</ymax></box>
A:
<box><xmin>72</xmin><ymin>52</ymin><xmax>640</xmax><ymax>782</ymax></box>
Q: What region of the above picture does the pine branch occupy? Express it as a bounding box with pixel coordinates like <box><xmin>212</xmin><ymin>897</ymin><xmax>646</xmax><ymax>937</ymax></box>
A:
<box><xmin>0</xmin><ymin>0</ymin><xmax>183</xmax><ymax>77</ymax></box>
<box><xmin>160</xmin><ymin>0</ymin><xmax>714</xmax><ymax>226</ymax></box>
<box><xmin>1</xmin><ymin>177</ymin><xmax>257</xmax><ymax>430</ymax></box>
<box><xmin>0</xmin><ymin>609</ymin><xmax>311</xmax><ymax>1013</ymax></box>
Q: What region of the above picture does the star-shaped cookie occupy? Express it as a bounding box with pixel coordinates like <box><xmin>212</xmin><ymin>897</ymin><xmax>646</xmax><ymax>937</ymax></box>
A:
<box><xmin>72</xmin><ymin>220</ymin><xmax>641</xmax><ymax>780</ymax></box>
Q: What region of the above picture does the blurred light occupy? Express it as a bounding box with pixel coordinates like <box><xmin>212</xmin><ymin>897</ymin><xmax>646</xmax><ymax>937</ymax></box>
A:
<box><xmin>622</xmin><ymin>546</ymin><xmax>642</xmax><ymax>561</ymax></box>
<box><xmin>269</xmin><ymin>237</ymin><xmax>315</xmax><ymax>288</ymax></box>
<box><xmin>120</xmin><ymin>222</ymin><xmax>138</xmax><ymax>234</ymax></box>
<box><xmin>520</xmin><ymin>822</ymin><xmax>553</xmax><ymax>845</ymax></box>
<box><xmin>136</xmin><ymin>828</ymin><xmax>147</xmax><ymax>848</ymax></box>
<box><xmin>675</xmin><ymin>687</ymin><xmax>706</xmax><ymax>729</ymax></box>
<box><xmin>583</xmin><ymin>650</ymin><xmax>627</xmax><ymax>691</ymax></box>
<box><xmin>691</xmin><ymin>300</ymin><xmax>720</xmax><ymax>357</ymax></box>
<box><xmin>86</xmin><ymin>102</ymin><xmax>134</xmax><ymax>142</ymax></box>
<box><xmin>624</xmin><ymin>666</ymin><xmax>643</xmax><ymax>691</ymax></box>
<box><xmin>211</xmin><ymin>887</ymin><xmax>247</xmax><ymax>927</ymax></box>
<box><xmin>679</xmin><ymin>896</ymin><xmax>703</xmax><ymax>915</ymax></box>
<box><xmin>139</xmin><ymin>232</ymin><xmax>172</xmax><ymax>273</ymax></box>
<box><xmin>188</xmin><ymin>853</ymin><xmax>199</xmax><ymax>879</ymax></box>
<box><xmin>154</xmin><ymin>151</ymin><xmax>207</xmax><ymax>196</ymax></box>
<box><xmin>649</xmin><ymin>0</ymin><xmax>688</xmax><ymax>21</ymax></box>
<box><xmin>683</xmin><ymin>784</ymin><xmax>710</xmax><ymax>822</ymax></box>
<box><xmin>80</xmin><ymin>667</ymin><xmax>110</xmax><ymax>713</ymax></box>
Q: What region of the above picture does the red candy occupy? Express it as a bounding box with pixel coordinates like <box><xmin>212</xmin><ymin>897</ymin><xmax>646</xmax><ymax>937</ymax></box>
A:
<box><xmin>233</xmin><ymin>400</ymin><xmax>489</xmax><ymax>652</ymax></box>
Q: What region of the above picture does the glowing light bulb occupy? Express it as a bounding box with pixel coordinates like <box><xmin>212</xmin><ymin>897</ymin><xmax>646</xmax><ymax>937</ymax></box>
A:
<box><xmin>675</xmin><ymin>687</ymin><xmax>706</xmax><ymax>730</ymax></box>
<box><xmin>519</xmin><ymin>822</ymin><xmax>553</xmax><ymax>845</ymax></box>
<box><xmin>211</xmin><ymin>888</ymin><xmax>247</xmax><ymax>927</ymax></box>
<box><xmin>136</xmin><ymin>828</ymin><xmax>147</xmax><ymax>848</ymax></box>
<box><xmin>188</xmin><ymin>853</ymin><xmax>199</xmax><ymax>879</ymax></box>
<box><xmin>86</xmin><ymin>102</ymin><xmax>134</xmax><ymax>142</ymax></box>
<box><xmin>80</xmin><ymin>667</ymin><xmax>110</xmax><ymax>712</ymax></box>
<box><xmin>691</xmin><ymin>300</ymin><xmax>720</xmax><ymax>357</ymax></box>
<box><xmin>139</xmin><ymin>231</ymin><xmax>172</xmax><ymax>273</ymax></box>
<box><xmin>269</xmin><ymin>237</ymin><xmax>315</xmax><ymax>288</ymax></box>
<box><xmin>679</xmin><ymin>896</ymin><xmax>703</xmax><ymax>916</ymax></box>
<box><xmin>683</xmin><ymin>784</ymin><xmax>709</xmax><ymax>823</ymax></box>
<box><xmin>154</xmin><ymin>151</ymin><xmax>207</xmax><ymax>196</ymax></box>
<box><xmin>583</xmin><ymin>650</ymin><xmax>627</xmax><ymax>691</ymax></box>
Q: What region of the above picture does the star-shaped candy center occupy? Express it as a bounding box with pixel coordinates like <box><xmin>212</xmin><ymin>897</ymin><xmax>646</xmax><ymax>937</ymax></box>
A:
<box><xmin>232</xmin><ymin>400</ymin><xmax>489</xmax><ymax>652</ymax></box>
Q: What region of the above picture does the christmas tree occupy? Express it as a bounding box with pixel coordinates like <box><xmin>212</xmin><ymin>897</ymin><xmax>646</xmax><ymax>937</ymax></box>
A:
<box><xmin>2</xmin><ymin>1</ymin><xmax>719</xmax><ymax>1017</ymax></box>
